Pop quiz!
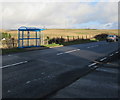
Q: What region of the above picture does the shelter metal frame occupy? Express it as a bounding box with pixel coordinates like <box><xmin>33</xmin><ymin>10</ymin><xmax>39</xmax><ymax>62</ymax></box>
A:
<box><xmin>18</xmin><ymin>26</ymin><xmax>45</xmax><ymax>48</ymax></box>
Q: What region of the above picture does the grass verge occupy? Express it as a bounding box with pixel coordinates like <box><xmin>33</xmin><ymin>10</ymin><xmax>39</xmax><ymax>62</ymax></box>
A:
<box><xmin>2</xmin><ymin>39</ymin><xmax>98</xmax><ymax>55</ymax></box>
<box><xmin>43</xmin><ymin>43</ymin><xmax>63</xmax><ymax>48</ymax></box>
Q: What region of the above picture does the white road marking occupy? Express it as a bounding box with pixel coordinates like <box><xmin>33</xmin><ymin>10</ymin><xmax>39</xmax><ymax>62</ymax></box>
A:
<box><xmin>110</xmin><ymin>54</ymin><xmax>114</xmax><ymax>56</ymax></box>
<box><xmin>65</xmin><ymin>49</ymin><xmax>80</xmax><ymax>53</ymax></box>
<box><xmin>1</xmin><ymin>61</ymin><xmax>28</xmax><ymax>69</ymax></box>
<box><xmin>93</xmin><ymin>66</ymin><xmax>98</xmax><ymax>68</ymax></box>
<box><xmin>57</xmin><ymin>49</ymin><xmax>80</xmax><ymax>55</ymax></box>
<box><xmin>57</xmin><ymin>53</ymin><xmax>64</xmax><ymax>55</ymax></box>
<box><xmin>88</xmin><ymin>63</ymin><xmax>97</xmax><ymax>67</ymax></box>
<box><xmin>76</xmin><ymin>49</ymin><xmax>80</xmax><ymax>50</ymax></box>
<box><xmin>96</xmin><ymin>68</ymin><xmax>117</xmax><ymax>73</ymax></box>
<box><xmin>87</xmin><ymin>47</ymin><xmax>90</xmax><ymax>48</ymax></box>
<box><xmin>26</xmin><ymin>81</ymin><xmax>31</xmax><ymax>84</ymax></box>
<box><xmin>115</xmin><ymin>51</ymin><xmax>118</xmax><ymax>54</ymax></box>
<box><xmin>7</xmin><ymin>90</ymin><xmax>11</xmax><ymax>93</ymax></box>
<box><xmin>100</xmin><ymin>57</ymin><xmax>107</xmax><ymax>61</ymax></box>
<box><xmin>65</xmin><ymin>50</ymin><xmax>77</xmax><ymax>53</ymax></box>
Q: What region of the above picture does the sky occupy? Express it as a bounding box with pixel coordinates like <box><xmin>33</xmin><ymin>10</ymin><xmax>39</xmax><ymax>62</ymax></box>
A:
<box><xmin>0</xmin><ymin>0</ymin><xmax>119</xmax><ymax>29</ymax></box>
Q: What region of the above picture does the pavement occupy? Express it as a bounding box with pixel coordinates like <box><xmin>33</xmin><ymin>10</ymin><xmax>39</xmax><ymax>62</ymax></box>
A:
<box><xmin>2</xmin><ymin>40</ymin><xmax>120</xmax><ymax>98</ymax></box>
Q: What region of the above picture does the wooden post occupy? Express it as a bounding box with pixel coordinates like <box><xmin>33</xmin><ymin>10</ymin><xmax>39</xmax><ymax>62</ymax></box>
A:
<box><xmin>82</xmin><ymin>35</ymin><xmax>83</xmax><ymax>40</ymax></box>
<box><xmin>78</xmin><ymin>36</ymin><xmax>79</xmax><ymax>40</ymax></box>
<box><xmin>73</xmin><ymin>36</ymin><xmax>74</xmax><ymax>41</ymax></box>
<box><xmin>67</xmin><ymin>36</ymin><xmax>69</xmax><ymax>42</ymax></box>
<box><xmin>61</xmin><ymin>36</ymin><xmax>62</xmax><ymax>43</ymax></box>
<box><xmin>12</xmin><ymin>38</ymin><xmax>15</xmax><ymax>47</ymax></box>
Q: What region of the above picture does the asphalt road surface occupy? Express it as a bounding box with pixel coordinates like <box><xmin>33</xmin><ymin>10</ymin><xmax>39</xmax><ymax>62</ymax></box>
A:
<box><xmin>48</xmin><ymin>56</ymin><xmax>120</xmax><ymax>98</ymax></box>
<box><xmin>2</xmin><ymin>40</ymin><xmax>120</xmax><ymax>98</ymax></box>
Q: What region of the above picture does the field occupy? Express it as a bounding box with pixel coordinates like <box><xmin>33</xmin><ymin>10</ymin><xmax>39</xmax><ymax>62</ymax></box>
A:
<box><xmin>1</xmin><ymin>29</ymin><xmax>118</xmax><ymax>39</ymax></box>
<box><xmin>0</xmin><ymin>29</ymin><xmax>119</xmax><ymax>50</ymax></box>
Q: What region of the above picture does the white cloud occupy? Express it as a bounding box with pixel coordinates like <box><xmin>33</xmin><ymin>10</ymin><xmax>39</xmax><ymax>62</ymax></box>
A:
<box><xmin>1</xmin><ymin>1</ymin><xmax>118</xmax><ymax>29</ymax></box>
<box><xmin>0</xmin><ymin>0</ymin><xmax>119</xmax><ymax>2</ymax></box>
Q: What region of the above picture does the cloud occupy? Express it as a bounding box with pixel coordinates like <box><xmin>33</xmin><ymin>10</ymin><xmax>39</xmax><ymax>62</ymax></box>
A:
<box><xmin>1</xmin><ymin>1</ymin><xmax>118</xmax><ymax>29</ymax></box>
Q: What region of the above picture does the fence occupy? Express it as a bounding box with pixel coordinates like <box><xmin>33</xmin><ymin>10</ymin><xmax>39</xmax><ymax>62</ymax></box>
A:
<box><xmin>1</xmin><ymin>35</ymin><xmax>95</xmax><ymax>49</ymax></box>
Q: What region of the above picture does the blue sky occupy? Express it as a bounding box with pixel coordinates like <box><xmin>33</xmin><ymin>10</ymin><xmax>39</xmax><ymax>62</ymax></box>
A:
<box><xmin>0</xmin><ymin>0</ymin><xmax>118</xmax><ymax>29</ymax></box>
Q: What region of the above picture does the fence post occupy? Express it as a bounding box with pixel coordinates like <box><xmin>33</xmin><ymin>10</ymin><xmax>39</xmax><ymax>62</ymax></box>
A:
<box><xmin>82</xmin><ymin>35</ymin><xmax>83</xmax><ymax>40</ymax></box>
<box><xmin>67</xmin><ymin>36</ymin><xmax>69</xmax><ymax>42</ymax></box>
<box><xmin>86</xmin><ymin>35</ymin><xmax>87</xmax><ymax>39</ymax></box>
<box><xmin>78</xmin><ymin>36</ymin><xmax>79</xmax><ymax>40</ymax></box>
<box><xmin>73</xmin><ymin>36</ymin><xmax>74</xmax><ymax>41</ymax></box>
<box><xmin>61</xmin><ymin>36</ymin><xmax>62</xmax><ymax>43</ymax></box>
<box><xmin>12</xmin><ymin>38</ymin><xmax>14</xmax><ymax>47</ymax></box>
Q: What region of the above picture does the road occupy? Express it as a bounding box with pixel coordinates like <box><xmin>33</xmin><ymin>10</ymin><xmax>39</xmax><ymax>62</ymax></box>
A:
<box><xmin>2</xmin><ymin>40</ymin><xmax>120</xmax><ymax>98</ymax></box>
<box><xmin>48</xmin><ymin>56</ymin><xmax>120</xmax><ymax>98</ymax></box>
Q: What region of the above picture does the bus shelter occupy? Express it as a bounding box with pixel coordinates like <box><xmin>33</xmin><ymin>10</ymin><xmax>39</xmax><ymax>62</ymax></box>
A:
<box><xmin>18</xmin><ymin>26</ymin><xmax>45</xmax><ymax>48</ymax></box>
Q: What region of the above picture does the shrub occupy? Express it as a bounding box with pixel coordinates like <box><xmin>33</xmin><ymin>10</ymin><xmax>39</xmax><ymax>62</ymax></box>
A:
<box><xmin>94</xmin><ymin>33</ymin><xmax>108</xmax><ymax>41</ymax></box>
<box><xmin>48</xmin><ymin>37</ymin><xmax>65</xmax><ymax>44</ymax></box>
<box><xmin>2</xmin><ymin>32</ymin><xmax>11</xmax><ymax>39</ymax></box>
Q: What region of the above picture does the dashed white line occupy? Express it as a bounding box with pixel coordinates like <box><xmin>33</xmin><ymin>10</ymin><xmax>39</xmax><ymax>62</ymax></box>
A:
<box><xmin>115</xmin><ymin>51</ymin><xmax>118</xmax><ymax>54</ymax></box>
<box><xmin>110</xmin><ymin>54</ymin><xmax>114</xmax><ymax>56</ymax></box>
<box><xmin>1</xmin><ymin>61</ymin><xmax>28</xmax><ymax>69</ymax></box>
<box><xmin>65</xmin><ymin>50</ymin><xmax>77</xmax><ymax>53</ymax></box>
<box><xmin>93</xmin><ymin>66</ymin><xmax>98</xmax><ymax>68</ymax></box>
<box><xmin>26</xmin><ymin>81</ymin><xmax>31</xmax><ymax>84</ymax></box>
<box><xmin>57</xmin><ymin>49</ymin><xmax>80</xmax><ymax>55</ymax></box>
<box><xmin>100</xmin><ymin>57</ymin><xmax>107</xmax><ymax>61</ymax></box>
<box><xmin>76</xmin><ymin>49</ymin><xmax>80</xmax><ymax>50</ymax></box>
<box><xmin>57</xmin><ymin>53</ymin><xmax>64</xmax><ymax>55</ymax></box>
<box><xmin>88</xmin><ymin>63</ymin><xmax>97</xmax><ymax>67</ymax></box>
<box><xmin>7</xmin><ymin>90</ymin><xmax>11</xmax><ymax>93</ymax></box>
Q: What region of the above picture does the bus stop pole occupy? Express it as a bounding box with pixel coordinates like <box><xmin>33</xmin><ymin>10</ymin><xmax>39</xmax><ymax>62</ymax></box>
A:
<box><xmin>28</xmin><ymin>31</ymin><xmax>30</xmax><ymax>46</ymax></box>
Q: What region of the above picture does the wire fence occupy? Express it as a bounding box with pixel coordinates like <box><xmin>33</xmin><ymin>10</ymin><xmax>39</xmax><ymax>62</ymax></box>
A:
<box><xmin>1</xmin><ymin>35</ymin><xmax>95</xmax><ymax>49</ymax></box>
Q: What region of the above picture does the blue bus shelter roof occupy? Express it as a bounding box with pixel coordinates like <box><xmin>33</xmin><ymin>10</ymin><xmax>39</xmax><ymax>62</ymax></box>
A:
<box><xmin>18</xmin><ymin>26</ymin><xmax>46</xmax><ymax>32</ymax></box>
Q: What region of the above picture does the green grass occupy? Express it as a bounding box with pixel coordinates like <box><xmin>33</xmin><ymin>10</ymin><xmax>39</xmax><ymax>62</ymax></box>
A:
<box><xmin>43</xmin><ymin>43</ymin><xmax>63</xmax><ymax>47</ymax></box>
<box><xmin>2</xmin><ymin>39</ymin><xmax>98</xmax><ymax>55</ymax></box>
<box><xmin>62</xmin><ymin>39</ymin><xmax>97</xmax><ymax>46</ymax></box>
<box><xmin>2</xmin><ymin>48</ymin><xmax>26</xmax><ymax>55</ymax></box>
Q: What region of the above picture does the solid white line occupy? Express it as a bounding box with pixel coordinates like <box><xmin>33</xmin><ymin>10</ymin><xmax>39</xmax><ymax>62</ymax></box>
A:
<box><xmin>88</xmin><ymin>63</ymin><xmax>96</xmax><ymax>67</ymax></box>
<box><xmin>57</xmin><ymin>53</ymin><xmax>63</xmax><ymax>55</ymax></box>
<box><xmin>100</xmin><ymin>57</ymin><xmax>107</xmax><ymax>61</ymax></box>
<box><xmin>1</xmin><ymin>61</ymin><xmax>28</xmax><ymax>69</ymax></box>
